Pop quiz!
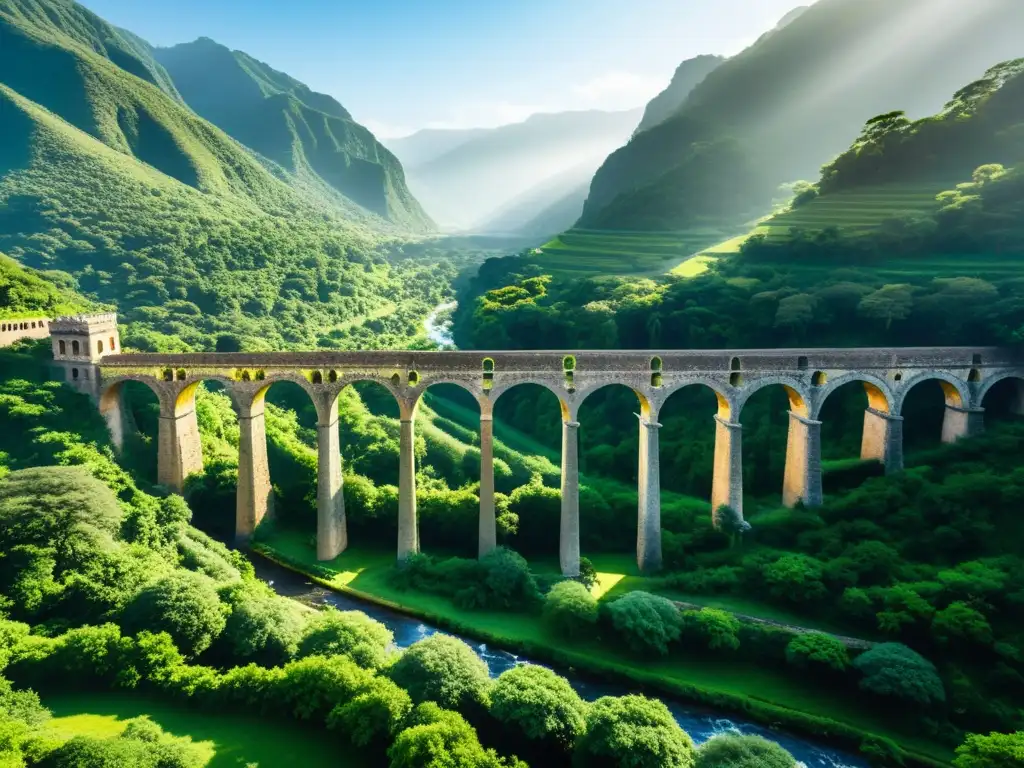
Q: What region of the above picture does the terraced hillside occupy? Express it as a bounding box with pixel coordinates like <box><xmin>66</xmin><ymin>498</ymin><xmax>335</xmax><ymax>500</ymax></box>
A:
<box><xmin>760</xmin><ymin>183</ymin><xmax>951</xmax><ymax>242</ymax></box>
<box><xmin>531</xmin><ymin>228</ymin><xmax>730</xmax><ymax>277</ymax></box>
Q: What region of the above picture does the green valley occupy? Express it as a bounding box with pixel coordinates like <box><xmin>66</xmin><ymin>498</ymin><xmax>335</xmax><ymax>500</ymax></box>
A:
<box><xmin>3</xmin><ymin>1</ymin><xmax>1024</xmax><ymax>768</ymax></box>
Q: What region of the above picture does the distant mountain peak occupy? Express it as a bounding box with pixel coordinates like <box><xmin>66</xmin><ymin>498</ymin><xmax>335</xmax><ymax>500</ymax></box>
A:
<box><xmin>634</xmin><ymin>54</ymin><xmax>725</xmax><ymax>134</ymax></box>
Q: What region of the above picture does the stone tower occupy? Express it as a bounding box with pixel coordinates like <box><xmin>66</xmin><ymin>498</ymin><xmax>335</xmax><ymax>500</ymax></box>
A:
<box><xmin>50</xmin><ymin>313</ymin><xmax>120</xmax><ymax>399</ymax></box>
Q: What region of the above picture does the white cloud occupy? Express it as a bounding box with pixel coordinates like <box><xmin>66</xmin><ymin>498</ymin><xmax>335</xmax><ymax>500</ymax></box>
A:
<box><xmin>571</xmin><ymin>71</ymin><xmax>667</xmax><ymax>110</ymax></box>
<box><xmin>361</xmin><ymin>118</ymin><xmax>417</xmax><ymax>140</ymax></box>
<box><xmin>424</xmin><ymin>100</ymin><xmax>545</xmax><ymax>131</ymax></box>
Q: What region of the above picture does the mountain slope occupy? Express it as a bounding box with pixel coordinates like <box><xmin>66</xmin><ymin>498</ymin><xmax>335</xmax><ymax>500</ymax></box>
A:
<box><xmin>152</xmin><ymin>37</ymin><xmax>432</xmax><ymax>231</ymax></box>
<box><xmin>634</xmin><ymin>54</ymin><xmax>724</xmax><ymax>134</ymax></box>
<box><xmin>0</xmin><ymin>0</ymin><xmax>447</xmax><ymax>351</ymax></box>
<box><xmin>398</xmin><ymin>109</ymin><xmax>641</xmax><ymax>232</ymax></box>
<box><xmin>384</xmin><ymin>128</ymin><xmax>490</xmax><ymax>172</ymax></box>
<box><xmin>580</xmin><ymin>0</ymin><xmax>1024</xmax><ymax>232</ymax></box>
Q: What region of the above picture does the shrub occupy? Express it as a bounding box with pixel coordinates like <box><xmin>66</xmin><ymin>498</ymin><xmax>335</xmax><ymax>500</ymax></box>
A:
<box><xmin>121</xmin><ymin>572</ymin><xmax>228</xmax><ymax>658</ymax></box>
<box><xmin>39</xmin><ymin>715</ymin><xmax>207</xmax><ymax>767</ymax></box>
<box><xmin>853</xmin><ymin>642</ymin><xmax>945</xmax><ymax>707</ymax></box>
<box><xmin>327</xmin><ymin>677</ymin><xmax>412</xmax><ymax>749</ymax></box>
<box><xmin>761</xmin><ymin>554</ymin><xmax>827</xmax><ymax>604</ymax></box>
<box><xmin>573</xmin><ymin>695</ymin><xmax>694</xmax><ymax>768</ymax></box>
<box><xmin>217</xmin><ymin>582</ymin><xmax>307</xmax><ymax>665</ymax></box>
<box><xmin>489</xmin><ymin>664</ymin><xmax>587</xmax><ymax>749</ymax></box>
<box><xmin>681</xmin><ymin>609</ymin><xmax>741</xmax><ymax>652</ymax></box>
<box><xmin>576</xmin><ymin>557</ymin><xmax>598</xmax><ymax>590</ymax></box>
<box><xmin>932</xmin><ymin>602</ymin><xmax>993</xmax><ymax>647</ymax></box>
<box><xmin>278</xmin><ymin>654</ymin><xmax>375</xmax><ymax>721</ymax></box>
<box><xmin>605</xmin><ymin>592</ymin><xmax>682</xmax><ymax>656</ymax></box>
<box><xmin>469</xmin><ymin>548</ymin><xmax>540</xmax><ymax>610</ymax></box>
<box><xmin>695</xmin><ymin>733</ymin><xmax>796</xmax><ymax>768</ymax></box>
<box><xmin>388</xmin><ymin>635</ymin><xmax>491</xmax><ymax>711</ymax></box>
<box><xmin>953</xmin><ymin>730</ymin><xmax>1024</xmax><ymax>767</ymax></box>
<box><xmin>785</xmin><ymin>633</ymin><xmax>850</xmax><ymax>672</ymax></box>
<box><xmin>543</xmin><ymin>581</ymin><xmax>598</xmax><ymax>638</ymax></box>
<box><xmin>297</xmin><ymin>608</ymin><xmax>393</xmax><ymax>669</ymax></box>
<box><xmin>388</xmin><ymin>702</ymin><xmax>523</xmax><ymax>768</ymax></box>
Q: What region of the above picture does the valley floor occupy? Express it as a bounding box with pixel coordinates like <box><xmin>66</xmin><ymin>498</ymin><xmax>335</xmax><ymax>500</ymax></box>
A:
<box><xmin>254</xmin><ymin>532</ymin><xmax>955</xmax><ymax>765</ymax></box>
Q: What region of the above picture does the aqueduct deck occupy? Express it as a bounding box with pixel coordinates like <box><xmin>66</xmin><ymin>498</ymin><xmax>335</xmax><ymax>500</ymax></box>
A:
<box><xmin>76</xmin><ymin>345</ymin><xmax>1024</xmax><ymax>576</ymax></box>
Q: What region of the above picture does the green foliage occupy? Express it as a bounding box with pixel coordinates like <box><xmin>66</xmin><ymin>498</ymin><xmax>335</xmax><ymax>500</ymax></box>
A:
<box><xmin>694</xmin><ymin>733</ymin><xmax>796</xmax><ymax>768</ymax></box>
<box><xmin>605</xmin><ymin>592</ymin><xmax>683</xmax><ymax>657</ymax></box>
<box><xmin>390</xmin><ymin>548</ymin><xmax>540</xmax><ymax>612</ymax></box>
<box><xmin>297</xmin><ymin>608</ymin><xmax>393</xmax><ymax>670</ymax></box>
<box><xmin>543</xmin><ymin>581</ymin><xmax>599</xmax><ymax>639</ymax></box>
<box><xmin>680</xmin><ymin>609</ymin><xmax>741</xmax><ymax>652</ymax></box>
<box><xmin>785</xmin><ymin>633</ymin><xmax>850</xmax><ymax>672</ymax></box>
<box><xmin>573</xmin><ymin>695</ymin><xmax>695</xmax><ymax>768</ymax></box>
<box><xmin>121</xmin><ymin>572</ymin><xmax>229</xmax><ymax>658</ymax></box>
<box><xmin>216</xmin><ymin>579</ymin><xmax>308</xmax><ymax>666</ymax></box>
<box><xmin>388</xmin><ymin>702</ymin><xmax>524</xmax><ymax>768</ymax></box>
<box><xmin>932</xmin><ymin>602</ymin><xmax>993</xmax><ymax>647</ymax></box>
<box><xmin>853</xmin><ymin>643</ymin><xmax>946</xmax><ymax>708</ymax></box>
<box><xmin>489</xmin><ymin>664</ymin><xmax>587</xmax><ymax>749</ymax></box>
<box><xmin>327</xmin><ymin>677</ymin><xmax>412</xmax><ymax>749</ymax></box>
<box><xmin>761</xmin><ymin>555</ymin><xmax>827</xmax><ymax>604</ymax></box>
<box><xmin>36</xmin><ymin>714</ymin><xmax>207</xmax><ymax>768</ymax></box>
<box><xmin>0</xmin><ymin>254</ymin><xmax>92</xmax><ymax>319</ymax></box>
<box><xmin>953</xmin><ymin>730</ymin><xmax>1024</xmax><ymax>768</ymax></box>
<box><xmin>388</xmin><ymin>635</ymin><xmax>491</xmax><ymax>711</ymax></box>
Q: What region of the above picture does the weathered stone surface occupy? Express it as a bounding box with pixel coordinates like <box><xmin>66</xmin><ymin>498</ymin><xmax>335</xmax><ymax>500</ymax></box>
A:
<box><xmin>560</xmin><ymin>420</ymin><xmax>581</xmax><ymax>577</ymax></box>
<box><xmin>711</xmin><ymin>416</ymin><xmax>743</xmax><ymax>520</ymax></box>
<box><xmin>783</xmin><ymin>411</ymin><xmax>823</xmax><ymax>508</ymax></box>
<box><xmin>86</xmin><ymin>342</ymin><xmax>1023</xmax><ymax>566</ymax></box>
<box><xmin>478</xmin><ymin>413</ymin><xmax>496</xmax><ymax>558</ymax></box>
<box><xmin>637</xmin><ymin>416</ymin><xmax>662</xmax><ymax>572</ymax></box>
<box><xmin>861</xmin><ymin>408</ymin><xmax>904</xmax><ymax>473</ymax></box>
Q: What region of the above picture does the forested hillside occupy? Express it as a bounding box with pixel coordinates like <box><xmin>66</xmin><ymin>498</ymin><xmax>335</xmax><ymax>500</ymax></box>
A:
<box><xmin>745</xmin><ymin>58</ymin><xmax>1024</xmax><ymax>260</ymax></box>
<box><xmin>0</xmin><ymin>0</ymin><xmax>448</xmax><ymax>352</ymax></box>
<box><xmin>153</xmin><ymin>38</ymin><xmax>432</xmax><ymax>231</ymax></box>
<box><xmin>578</xmin><ymin>0</ymin><xmax>1024</xmax><ymax>231</ymax></box>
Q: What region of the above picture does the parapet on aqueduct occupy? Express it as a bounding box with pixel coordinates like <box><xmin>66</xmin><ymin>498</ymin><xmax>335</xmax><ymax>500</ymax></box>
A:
<box><xmin>48</xmin><ymin>314</ymin><xmax>1024</xmax><ymax>576</ymax></box>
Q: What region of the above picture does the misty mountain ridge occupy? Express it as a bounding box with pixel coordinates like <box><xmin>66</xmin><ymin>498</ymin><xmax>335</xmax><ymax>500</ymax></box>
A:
<box><xmin>579</xmin><ymin>0</ymin><xmax>1024</xmax><ymax>232</ymax></box>
<box><xmin>389</xmin><ymin>108</ymin><xmax>642</xmax><ymax>233</ymax></box>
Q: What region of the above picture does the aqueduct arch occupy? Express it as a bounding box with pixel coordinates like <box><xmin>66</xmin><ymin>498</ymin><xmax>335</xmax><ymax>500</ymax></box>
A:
<box><xmin>47</xmin><ymin>316</ymin><xmax>1021</xmax><ymax>578</ymax></box>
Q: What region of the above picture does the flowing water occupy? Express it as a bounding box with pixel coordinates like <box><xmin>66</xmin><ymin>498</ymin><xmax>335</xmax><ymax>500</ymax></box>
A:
<box><xmin>424</xmin><ymin>301</ymin><xmax>458</xmax><ymax>346</ymax></box>
<box><xmin>253</xmin><ymin>557</ymin><xmax>867</xmax><ymax>768</ymax></box>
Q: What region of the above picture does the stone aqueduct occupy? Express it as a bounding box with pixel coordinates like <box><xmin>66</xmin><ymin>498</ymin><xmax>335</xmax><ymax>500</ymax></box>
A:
<box><xmin>46</xmin><ymin>314</ymin><xmax>1024</xmax><ymax>576</ymax></box>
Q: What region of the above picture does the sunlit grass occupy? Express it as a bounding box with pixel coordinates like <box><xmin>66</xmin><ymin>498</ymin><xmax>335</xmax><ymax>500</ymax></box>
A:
<box><xmin>41</xmin><ymin>692</ymin><xmax>366</xmax><ymax>767</ymax></box>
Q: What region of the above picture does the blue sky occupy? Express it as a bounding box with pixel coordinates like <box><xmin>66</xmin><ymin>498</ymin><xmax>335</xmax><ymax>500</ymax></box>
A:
<box><xmin>81</xmin><ymin>0</ymin><xmax>804</xmax><ymax>137</ymax></box>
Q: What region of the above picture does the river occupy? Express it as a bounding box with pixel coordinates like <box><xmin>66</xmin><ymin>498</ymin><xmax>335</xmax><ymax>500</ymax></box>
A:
<box><xmin>252</xmin><ymin>557</ymin><xmax>867</xmax><ymax>768</ymax></box>
<box><xmin>425</xmin><ymin>300</ymin><xmax>458</xmax><ymax>347</ymax></box>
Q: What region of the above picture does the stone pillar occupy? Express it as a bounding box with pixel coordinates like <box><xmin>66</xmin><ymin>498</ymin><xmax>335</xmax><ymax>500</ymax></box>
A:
<box><xmin>636</xmin><ymin>415</ymin><xmax>662</xmax><ymax>573</ymax></box>
<box><xmin>1009</xmin><ymin>380</ymin><xmax>1024</xmax><ymax>416</ymax></box>
<box><xmin>478</xmin><ymin>411</ymin><xmax>497</xmax><ymax>558</ymax></box>
<box><xmin>560</xmin><ymin>419</ymin><xmax>581</xmax><ymax>577</ymax></box>
<box><xmin>317</xmin><ymin>414</ymin><xmax>347</xmax><ymax>561</ymax></box>
<box><xmin>237</xmin><ymin>407</ymin><xmax>273</xmax><ymax>542</ymax></box>
<box><xmin>157</xmin><ymin>402</ymin><xmax>203</xmax><ymax>492</ymax></box>
<box><xmin>783</xmin><ymin>411</ymin><xmax>823</xmax><ymax>508</ymax></box>
<box><xmin>861</xmin><ymin>408</ymin><xmax>904</xmax><ymax>473</ymax></box>
<box><xmin>397</xmin><ymin>416</ymin><xmax>419</xmax><ymax>561</ymax></box>
<box><xmin>942</xmin><ymin>405</ymin><xmax>985</xmax><ymax>443</ymax></box>
<box><xmin>711</xmin><ymin>416</ymin><xmax>743</xmax><ymax>521</ymax></box>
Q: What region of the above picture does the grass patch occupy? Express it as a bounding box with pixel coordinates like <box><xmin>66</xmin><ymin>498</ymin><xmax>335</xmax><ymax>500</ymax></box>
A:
<box><xmin>41</xmin><ymin>691</ymin><xmax>366</xmax><ymax>767</ymax></box>
<box><xmin>255</xmin><ymin>533</ymin><xmax>953</xmax><ymax>765</ymax></box>
<box><xmin>531</xmin><ymin>228</ymin><xmax>730</xmax><ymax>278</ymax></box>
<box><xmin>763</xmin><ymin>183</ymin><xmax>950</xmax><ymax>241</ymax></box>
